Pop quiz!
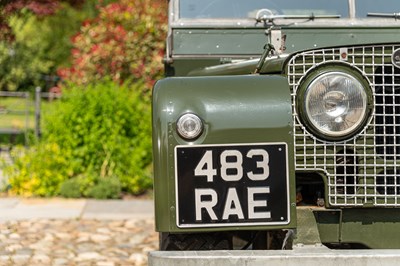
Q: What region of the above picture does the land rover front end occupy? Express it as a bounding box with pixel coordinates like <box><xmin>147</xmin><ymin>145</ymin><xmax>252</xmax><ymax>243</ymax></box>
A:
<box><xmin>152</xmin><ymin>0</ymin><xmax>400</xmax><ymax>252</ymax></box>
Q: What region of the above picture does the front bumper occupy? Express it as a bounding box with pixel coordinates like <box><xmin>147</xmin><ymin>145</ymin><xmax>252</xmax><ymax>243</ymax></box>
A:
<box><xmin>149</xmin><ymin>247</ymin><xmax>400</xmax><ymax>266</ymax></box>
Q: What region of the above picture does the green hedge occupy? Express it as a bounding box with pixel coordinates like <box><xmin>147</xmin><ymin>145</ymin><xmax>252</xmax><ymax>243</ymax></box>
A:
<box><xmin>5</xmin><ymin>80</ymin><xmax>152</xmax><ymax>198</ymax></box>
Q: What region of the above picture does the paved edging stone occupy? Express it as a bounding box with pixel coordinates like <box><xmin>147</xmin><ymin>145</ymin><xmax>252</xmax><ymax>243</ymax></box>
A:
<box><xmin>0</xmin><ymin>198</ymin><xmax>154</xmax><ymax>222</ymax></box>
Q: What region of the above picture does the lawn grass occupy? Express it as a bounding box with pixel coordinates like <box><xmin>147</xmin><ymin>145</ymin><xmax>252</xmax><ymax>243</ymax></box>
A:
<box><xmin>0</xmin><ymin>97</ymin><xmax>35</xmax><ymax>130</ymax></box>
<box><xmin>0</xmin><ymin>96</ymin><xmax>56</xmax><ymax>145</ymax></box>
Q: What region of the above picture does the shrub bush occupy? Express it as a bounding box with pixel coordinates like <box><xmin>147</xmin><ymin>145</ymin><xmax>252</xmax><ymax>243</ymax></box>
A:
<box><xmin>6</xmin><ymin>143</ymin><xmax>71</xmax><ymax>196</ymax></box>
<box><xmin>58</xmin><ymin>0</ymin><xmax>167</xmax><ymax>97</ymax></box>
<box><xmin>6</xmin><ymin>79</ymin><xmax>152</xmax><ymax>197</ymax></box>
<box><xmin>86</xmin><ymin>176</ymin><xmax>121</xmax><ymax>199</ymax></box>
<box><xmin>59</xmin><ymin>175</ymin><xmax>122</xmax><ymax>199</ymax></box>
<box><xmin>59</xmin><ymin>177</ymin><xmax>82</xmax><ymax>198</ymax></box>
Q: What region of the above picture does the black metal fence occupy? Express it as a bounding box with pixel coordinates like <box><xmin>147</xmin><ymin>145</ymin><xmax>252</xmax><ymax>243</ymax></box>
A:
<box><xmin>0</xmin><ymin>87</ymin><xmax>60</xmax><ymax>148</ymax></box>
<box><xmin>0</xmin><ymin>91</ymin><xmax>31</xmax><ymax>148</ymax></box>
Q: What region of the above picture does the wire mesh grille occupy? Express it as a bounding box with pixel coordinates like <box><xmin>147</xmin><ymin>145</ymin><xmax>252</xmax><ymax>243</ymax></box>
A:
<box><xmin>288</xmin><ymin>45</ymin><xmax>400</xmax><ymax>207</ymax></box>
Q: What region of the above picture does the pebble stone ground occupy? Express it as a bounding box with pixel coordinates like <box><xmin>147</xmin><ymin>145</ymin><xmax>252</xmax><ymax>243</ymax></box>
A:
<box><xmin>0</xmin><ymin>218</ymin><xmax>158</xmax><ymax>266</ymax></box>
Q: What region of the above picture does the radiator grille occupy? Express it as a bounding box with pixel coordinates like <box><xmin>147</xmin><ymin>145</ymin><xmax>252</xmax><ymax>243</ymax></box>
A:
<box><xmin>288</xmin><ymin>45</ymin><xmax>400</xmax><ymax>207</ymax></box>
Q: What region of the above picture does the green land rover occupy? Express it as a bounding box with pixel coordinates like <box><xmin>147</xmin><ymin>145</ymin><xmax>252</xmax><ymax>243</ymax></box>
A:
<box><xmin>152</xmin><ymin>0</ymin><xmax>400</xmax><ymax>250</ymax></box>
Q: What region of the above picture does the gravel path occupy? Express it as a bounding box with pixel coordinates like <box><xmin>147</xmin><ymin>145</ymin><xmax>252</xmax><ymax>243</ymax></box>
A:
<box><xmin>0</xmin><ymin>218</ymin><xmax>158</xmax><ymax>266</ymax></box>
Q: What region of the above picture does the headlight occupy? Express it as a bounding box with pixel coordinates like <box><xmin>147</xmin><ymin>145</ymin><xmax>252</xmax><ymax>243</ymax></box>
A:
<box><xmin>176</xmin><ymin>113</ymin><xmax>203</xmax><ymax>140</ymax></box>
<box><xmin>302</xmin><ymin>72</ymin><xmax>368</xmax><ymax>140</ymax></box>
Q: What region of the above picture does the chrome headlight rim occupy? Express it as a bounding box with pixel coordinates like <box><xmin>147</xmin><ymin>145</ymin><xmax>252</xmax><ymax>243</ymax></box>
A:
<box><xmin>296</xmin><ymin>65</ymin><xmax>372</xmax><ymax>142</ymax></box>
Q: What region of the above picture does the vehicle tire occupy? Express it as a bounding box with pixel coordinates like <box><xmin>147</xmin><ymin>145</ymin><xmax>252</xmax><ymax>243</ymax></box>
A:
<box><xmin>159</xmin><ymin>232</ymin><xmax>232</xmax><ymax>251</ymax></box>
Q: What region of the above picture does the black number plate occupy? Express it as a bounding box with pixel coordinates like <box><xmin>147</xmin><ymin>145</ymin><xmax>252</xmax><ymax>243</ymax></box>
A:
<box><xmin>175</xmin><ymin>143</ymin><xmax>289</xmax><ymax>228</ymax></box>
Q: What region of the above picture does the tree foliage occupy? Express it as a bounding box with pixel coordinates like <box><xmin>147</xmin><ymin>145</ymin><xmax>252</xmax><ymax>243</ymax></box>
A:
<box><xmin>0</xmin><ymin>0</ymin><xmax>118</xmax><ymax>91</ymax></box>
<box><xmin>0</xmin><ymin>0</ymin><xmax>85</xmax><ymax>16</ymax></box>
<box><xmin>0</xmin><ymin>0</ymin><xmax>84</xmax><ymax>41</ymax></box>
<box><xmin>0</xmin><ymin>8</ymin><xmax>80</xmax><ymax>91</ymax></box>
<box><xmin>58</xmin><ymin>0</ymin><xmax>167</xmax><ymax>96</ymax></box>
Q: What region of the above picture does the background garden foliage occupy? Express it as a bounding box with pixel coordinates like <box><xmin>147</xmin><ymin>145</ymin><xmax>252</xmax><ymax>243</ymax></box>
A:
<box><xmin>0</xmin><ymin>0</ymin><xmax>106</xmax><ymax>91</ymax></box>
<box><xmin>57</xmin><ymin>0</ymin><xmax>167</xmax><ymax>97</ymax></box>
<box><xmin>6</xmin><ymin>81</ymin><xmax>152</xmax><ymax>197</ymax></box>
<box><xmin>2</xmin><ymin>0</ymin><xmax>167</xmax><ymax>198</ymax></box>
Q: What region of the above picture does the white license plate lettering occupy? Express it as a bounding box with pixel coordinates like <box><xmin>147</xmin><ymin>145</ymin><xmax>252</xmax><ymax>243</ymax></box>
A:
<box><xmin>176</xmin><ymin>143</ymin><xmax>289</xmax><ymax>227</ymax></box>
<box><xmin>195</xmin><ymin>186</ymin><xmax>271</xmax><ymax>221</ymax></box>
<box><xmin>194</xmin><ymin>149</ymin><xmax>270</xmax><ymax>181</ymax></box>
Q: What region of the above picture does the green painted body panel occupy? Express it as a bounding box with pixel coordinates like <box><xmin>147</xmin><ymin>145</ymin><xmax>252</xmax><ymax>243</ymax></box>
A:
<box><xmin>169</xmin><ymin>27</ymin><xmax>400</xmax><ymax>77</ymax></box>
<box><xmin>300</xmin><ymin>208</ymin><xmax>400</xmax><ymax>248</ymax></box>
<box><xmin>172</xmin><ymin>29</ymin><xmax>267</xmax><ymax>56</ymax></box>
<box><xmin>152</xmin><ymin>75</ymin><xmax>296</xmax><ymax>232</ymax></box>
<box><xmin>187</xmin><ymin>59</ymin><xmax>259</xmax><ymax>77</ymax></box>
<box><xmin>340</xmin><ymin>209</ymin><xmax>400</xmax><ymax>248</ymax></box>
<box><xmin>283</xmin><ymin>27</ymin><xmax>400</xmax><ymax>53</ymax></box>
<box><xmin>165</xmin><ymin>58</ymin><xmax>221</xmax><ymax>77</ymax></box>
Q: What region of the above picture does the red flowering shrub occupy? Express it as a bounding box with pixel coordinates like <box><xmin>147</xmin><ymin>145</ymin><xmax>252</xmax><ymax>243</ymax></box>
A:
<box><xmin>58</xmin><ymin>0</ymin><xmax>167</xmax><ymax>95</ymax></box>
